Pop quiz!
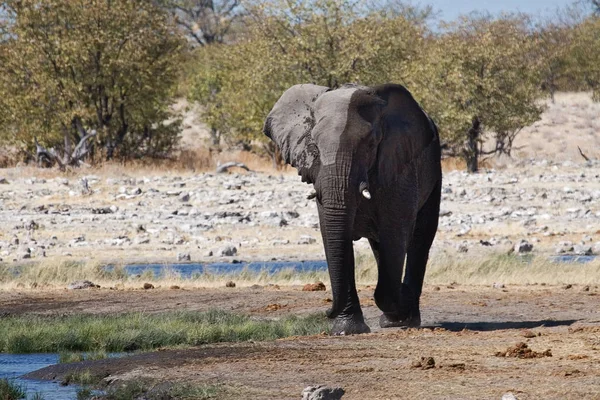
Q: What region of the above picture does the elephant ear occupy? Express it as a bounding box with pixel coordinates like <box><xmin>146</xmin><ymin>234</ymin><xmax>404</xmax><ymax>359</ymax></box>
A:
<box><xmin>264</xmin><ymin>84</ymin><xmax>330</xmax><ymax>183</ymax></box>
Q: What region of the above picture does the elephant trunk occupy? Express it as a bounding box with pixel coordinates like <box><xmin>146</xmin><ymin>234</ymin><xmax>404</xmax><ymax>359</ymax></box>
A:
<box><xmin>320</xmin><ymin>206</ymin><xmax>356</xmax><ymax>319</ymax></box>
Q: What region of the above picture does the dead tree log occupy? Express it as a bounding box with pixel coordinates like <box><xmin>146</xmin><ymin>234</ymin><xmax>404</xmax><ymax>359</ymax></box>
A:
<box><xmin>216</xmin><ymin>161</ymin><xmax>251</xmax><ymax>173</ymax></box>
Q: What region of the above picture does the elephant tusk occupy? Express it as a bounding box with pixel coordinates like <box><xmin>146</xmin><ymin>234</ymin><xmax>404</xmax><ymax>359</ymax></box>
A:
<box><xmin>362</xmin><ymin>189</ymin><xmax>371</xmax><ymax>200</ymax></box>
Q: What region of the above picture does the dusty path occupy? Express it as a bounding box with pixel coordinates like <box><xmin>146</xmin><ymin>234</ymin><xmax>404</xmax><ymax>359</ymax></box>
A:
<box><xmin>12</xmin><ymin>285</ymin><xmax>600</xmax><ymax>399</ymax></box>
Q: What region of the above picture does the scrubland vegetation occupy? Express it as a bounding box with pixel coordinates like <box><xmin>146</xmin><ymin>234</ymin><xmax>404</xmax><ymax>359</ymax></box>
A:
<box><xmin>0</xmin><ymin>0</ymin><xmax>599</xmax><ymax>171</ymax></box>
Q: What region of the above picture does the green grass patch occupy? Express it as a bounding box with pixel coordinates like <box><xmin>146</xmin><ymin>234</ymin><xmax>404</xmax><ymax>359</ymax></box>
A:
<box><xmin>59</xmin><ymin>351</ymin><xmax>109</xmax><ymax>364</ymax></box>
<box><xmin>0</xmin><ymin>310</ymin><xmax>328</xmax><ymax>353</ymax></box>
<box><xmin>0</xmin><ymin>378</ymin><xmax>26</xmax><ymax>400</ymax></box>
<box><xmin>62</xmin><ymin>370</ymin><xmax>96</xmax><ymax>386</ymax></box>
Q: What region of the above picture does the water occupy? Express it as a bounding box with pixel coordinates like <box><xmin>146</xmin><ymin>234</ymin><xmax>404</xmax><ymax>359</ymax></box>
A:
<box><xmin>119</xmin><ymin>260</ymin><xmax>329</xmax><ymax>278</ymax></box>
<box><xmin>117</xmin><ymin>255</ymin><xmax>597</xmax><ymax>278</ymax></box>
<box><xmin>552</xmin><ymin>255</ymin><xmax>597</xmax><ymax>264</ymax></box>
<box><xmin>0</xmin><ymin>354</ymin><xmax>78</xmax><ymax>399</ymax></box>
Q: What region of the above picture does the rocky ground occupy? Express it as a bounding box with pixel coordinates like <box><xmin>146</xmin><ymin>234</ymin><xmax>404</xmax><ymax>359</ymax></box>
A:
<box><xmin>13</xmin><ymin>285</ymin><xmax>600</xmax><ymax>399</ymax></box>
<box><xmin>1</xmin><ymin>158</ymin><xmax>600</xmax><ymax>265</ymax></box>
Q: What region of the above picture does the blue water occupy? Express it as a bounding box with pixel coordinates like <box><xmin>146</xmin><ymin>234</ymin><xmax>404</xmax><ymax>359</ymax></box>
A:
<box><xmin>0</xmin><ymin>354</ymin><xmax>78</xmax><ymax>399</ymax></box>
<box><xmin>116</xmin><ymin>255</ymin><xmax>597</xmax><ymax>279</ymax></box>
<box><xmin>119</xmin><ymin>260</ymin><xmax>329</xmax><ymax>278</ymax></box>
<box><xmin>552</xmin><ymin>255</ymin><xmax>597</xmax><ymax>264</ymax></box>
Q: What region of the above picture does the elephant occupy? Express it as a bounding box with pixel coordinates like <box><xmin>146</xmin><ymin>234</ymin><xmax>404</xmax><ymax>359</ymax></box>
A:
<box><xmin>263</xmin><ymin>83</ymin><xmax>442</xmax><ymax>335</ymax></box>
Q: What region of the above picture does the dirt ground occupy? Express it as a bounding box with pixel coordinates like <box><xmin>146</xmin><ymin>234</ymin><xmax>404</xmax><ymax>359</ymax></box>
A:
<box><xmin>10</xmin><ymin>284</ymin><xmax>600</xmax><ymax>399</ymax></box>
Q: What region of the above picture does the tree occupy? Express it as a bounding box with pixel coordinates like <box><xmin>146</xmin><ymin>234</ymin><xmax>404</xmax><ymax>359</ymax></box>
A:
<box><xmin>161</xmin><ymin>0</ymin><xmax>242</xmax><ymax>46</ymax></box>
<box><xmin>412</xmin><ymin>14</ymin><xmax>544</xmax><ymax>172</ymax></box>
<box><xmin>570</xmin><ymin>16</ymin><xmax>600</xmax><ymax>100</ymax></box>
<box><xmin>0</xmin><ymin>0</ymin><xmax>185</xmax><ymax>166</ymax></box>
<box><xmin>188</xmin><ymin>0</ymin><xmax>425</xmax><ymax>152</ymax></box>
<box><xmin>534</xmin><ymin>22</ymin><xmax>576</xmax><ymax>101</ymax></box>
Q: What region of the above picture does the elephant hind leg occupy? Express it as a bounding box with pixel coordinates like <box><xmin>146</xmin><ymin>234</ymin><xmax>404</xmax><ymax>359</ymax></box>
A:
<box><xmin>403</xmin><ymin>181</ymin><xmax>442</xmax><ymax>327</ymax></box>
<box><xmin>371</xmin><ymin>229</ymin><xmax>415</xmax><ymax>328</ymax></box>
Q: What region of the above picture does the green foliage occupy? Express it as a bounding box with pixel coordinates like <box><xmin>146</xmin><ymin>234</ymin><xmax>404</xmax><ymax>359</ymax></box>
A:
<box><xmin>187</xmin><ymin>5</ymin><xmax>553</xmax><ymax>170</ymax></box>
<box><xmin>62</xmin><ymin>370</ymin><xmax>96</xmax><ymax>386</ymax></box>
<box><xmin>0</xmin><ymin>310</ymin><xmax>329</xmax><ymax>353</ymax></box>
<box><xmin>0</xmin><ymin>379</ymin><xmax>26</xmax><ymax>400</ymax></box>
<box><xmin>59</xmin><ymin>351</ymin><xmax>108</xmax><ymax>364</ymax></box>
<box><xmin>0</xmin><ymin>0</ymin><xmax>185</xmax><ymax>163</ymax></box>
<box><xmin>188</xmin><ymin>0</ymin><xmax>424</xmax><ymax>145</ymax></box>
<box><xmin>571</xmin><ymin>16</ymin><xmax>600</xmax><ymax>100</ymax></box>
<box><xmin>410</xmin><ymin>15</ymin><xmax>544</xmax><ymax>171</ymax></box>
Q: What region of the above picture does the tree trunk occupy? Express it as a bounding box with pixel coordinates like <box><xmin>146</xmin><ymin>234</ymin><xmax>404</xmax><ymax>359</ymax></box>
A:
<box><xmin>465</xmin><ymin>116</ymin><xmax>481</xmax><ymax>173</ymax></box>
<box><xmin>210</xmin><ymin>127</ymin><xmax>220</xmax><ymax>147</ymax></box>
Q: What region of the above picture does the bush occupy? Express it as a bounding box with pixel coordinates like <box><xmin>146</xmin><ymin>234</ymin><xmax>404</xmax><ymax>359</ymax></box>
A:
<box><xmin>0</xmin><ymin>0</ymin><xmax>186</xmax><ymax>166</ymax></box>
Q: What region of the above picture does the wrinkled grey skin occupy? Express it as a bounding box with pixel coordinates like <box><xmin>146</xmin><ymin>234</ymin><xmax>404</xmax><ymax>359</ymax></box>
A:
<box><xmin>264</xmin><ymin>83</ymin><xmax>441</xmax><ymax>335</ymax></box>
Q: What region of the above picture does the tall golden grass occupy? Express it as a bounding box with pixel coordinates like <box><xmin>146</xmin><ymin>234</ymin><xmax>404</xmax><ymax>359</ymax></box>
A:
<box><xmin>2</xmin><ymin>253</ymin><xmax>599</xmax><ymax>291</ymax></box>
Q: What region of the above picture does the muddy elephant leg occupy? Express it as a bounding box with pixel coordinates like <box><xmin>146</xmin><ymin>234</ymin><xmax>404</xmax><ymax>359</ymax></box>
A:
<box><xmin>373</xmin><ymin>223</ymin><xmax>415</xmax><ymax>328</ymax></box>
<box><xmin>318</xmin><ymin>203</ymin><xmax>370</xmax><ymax>335</ymax></box>
<box><xmin>403</xmin><ymin>182</ymin><xmax>442</xmax><ymax>327</ymax></box>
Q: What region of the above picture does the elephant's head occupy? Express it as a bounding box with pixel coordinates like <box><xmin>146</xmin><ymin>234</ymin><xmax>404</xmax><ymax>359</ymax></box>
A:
<box><xmin>264</xmin><ymin>84</ymin><xmax>386</xmax><ymax>206</ymax></box>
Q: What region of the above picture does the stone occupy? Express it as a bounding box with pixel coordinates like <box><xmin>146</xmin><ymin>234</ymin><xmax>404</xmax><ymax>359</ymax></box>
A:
<box><xmin>303</xmin><ymin>282</ymin><xmax>326</xmax><ymax>291</ymax></box>
<box><xmin>0</xmin><ymin>177</ymin><xmax>9</xmax><ymax>184</ymax></box>
<box><xmin>133</xmin><ymin>235</ymin><xmax>150</xmax><ymax>245</ymax></box>
<box><xmin>143</xmin><ymin>283</ymin><xmax>154</xmax><ymax>290</ymax></box>
<box><xmin>492</xmin><ymin>282</ymin><xmax>505</xmax><ymax>289</ymax></box>
<box><xmin>177</xmin><ymin>252</ymin><xmax>191</xmax><ymax>262</ymax></box>
<box><xmin>219</xmin><ymin>245</ymin><xmax>237</xmax><ymax>257</ymax></box>
<box><xmin>456</xmin><ymin>243</ymin><xmax>469</xmax><ymax>253</ymax></box>
<box><xmin>25</xmin><ymin>220</ymin><xmax>39</xmax><ymax>231</ymax></box>
<box><xmin>178</xmin><ymin>192</ymin><xmax>190</xmax><ymax>202</ymax></box>
<box><xmin>301</xmin><ymin>385</ymin><xmax>345</xmax><ymax>400</ymax></box>
<box><xmin>68</xmin><ymin>280</ymin><xmax>100</xmax><ymax>290</ymax></box>
<box><xmin>501</xmin><ymin>393</ymin><xmax>518</xmax><ymax>400</ymax></box>
<box><xmin>298</xmin><ymin>235</ymin><xmax>317</xmax><ymax>245</ymax></box>
<box><xmin>573</xmin><ymin>244</ymin><xmax>593</xmax><ymax>256</ymax></box>
<box><xmin>10</xmin><ymin>235</ymin><xmax>19</xmax><ymax>246</ymax></box>
<box><xmin>514</xmin><ymin>240</ymin><xmax>533</xmax><ymax>253</ymax></box>
<box><xmin>91</xmin><ymin>207</ymin><xmax>114</xmax><ymax>214</ymax></box>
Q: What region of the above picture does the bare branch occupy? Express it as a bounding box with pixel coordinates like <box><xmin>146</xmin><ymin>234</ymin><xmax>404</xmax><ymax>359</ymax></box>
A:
<box><xmin>578</xmin><ymin>146</ymin><xmax>591</xmax><ymax>162</ymax></box>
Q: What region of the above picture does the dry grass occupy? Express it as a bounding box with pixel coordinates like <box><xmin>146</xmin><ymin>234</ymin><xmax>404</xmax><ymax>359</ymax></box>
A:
<box><xmin>0</xmin><ymin>148</ymin><xmax>287</xmax><ymax>180</ymax></box>
<box><xmin>424</xmin><ymin>253</ymin><xmax>600</xmax><ymax>286</ymax></box>
<box><xmin>2</xmin><ymin>252</ymin><xmax>600</xmax><ymax>291</ymax></box>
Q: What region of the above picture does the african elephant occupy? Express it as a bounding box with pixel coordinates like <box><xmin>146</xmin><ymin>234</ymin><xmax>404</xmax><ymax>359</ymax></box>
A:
<box><xmin>264</xmin><ymin>83</ymin><xmax>442</xmax><ymax>335</ymax></box>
